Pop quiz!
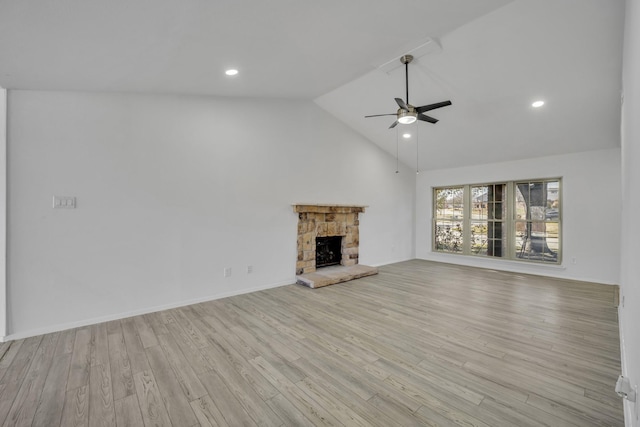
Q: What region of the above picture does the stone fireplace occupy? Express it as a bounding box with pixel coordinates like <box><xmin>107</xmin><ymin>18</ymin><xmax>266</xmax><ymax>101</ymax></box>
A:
<box><xmin>292</xmin><ymin>204</ymin><xmax>378</xmax><ymax>288</ymax></box>
<box><xmin>293</xmin><ymin>204</ymin><xmax>366</xmax><ymax>275</ymax></box>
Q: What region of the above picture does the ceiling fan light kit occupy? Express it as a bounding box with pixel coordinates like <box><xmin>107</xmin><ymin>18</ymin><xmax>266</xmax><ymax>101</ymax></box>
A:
<box><xmin>365</xmin><ymin>54</ymin><xmax>451</xmax><ymax>128</ymax></box>
<box><xmin>397</xmin><ymin>110</ymin><xmax>417</xmax><ymax>124</ymax></box>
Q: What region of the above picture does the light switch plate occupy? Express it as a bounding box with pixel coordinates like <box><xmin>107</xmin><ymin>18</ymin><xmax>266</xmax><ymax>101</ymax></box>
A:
<box><xmin>53</xmin><ymin>196</ymin><xmax>76</xmax><ymax>209</ymax></box>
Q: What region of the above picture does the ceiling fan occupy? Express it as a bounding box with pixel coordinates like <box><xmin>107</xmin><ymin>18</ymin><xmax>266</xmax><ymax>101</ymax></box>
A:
<box><xmin>365</xmin><ymin>54</ymin><xmax>452</xmax><ymax>128</ymax></box>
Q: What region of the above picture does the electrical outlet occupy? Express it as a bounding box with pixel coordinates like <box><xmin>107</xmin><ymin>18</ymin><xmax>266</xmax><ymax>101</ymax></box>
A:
<box><xmin>224</xmin><ymin>267</ymin><xmax>232</xmax><ymax>277</ymax></box>
<box><xmin>53</xmin><ymin>196</ymin><xmax>76</xmax><ymax>209</ymax></box>
<box><xmin>247</xmin><ymin>265</ymin><xmax>253</xmax><ymax>274</ymax></box>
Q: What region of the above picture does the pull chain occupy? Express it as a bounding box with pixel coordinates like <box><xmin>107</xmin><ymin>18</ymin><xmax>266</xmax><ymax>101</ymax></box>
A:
<box><xmin>416</xmin><ymin>121</ymin><xmax>419</xmax><ymax>174</ymax></box>
<box><xmin>395</xmin><ymin>126</ymin><xmax>399</xmax><ymax>173</ymax></box>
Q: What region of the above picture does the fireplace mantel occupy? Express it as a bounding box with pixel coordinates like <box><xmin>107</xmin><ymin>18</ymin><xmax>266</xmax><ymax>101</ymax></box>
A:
<box><xmin>292</xmin><ymin>204</ymin><xmax>368</xmax><ymax>214</ymax></box>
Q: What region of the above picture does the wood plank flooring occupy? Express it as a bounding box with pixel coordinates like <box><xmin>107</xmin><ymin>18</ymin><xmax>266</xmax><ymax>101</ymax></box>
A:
<box><xmin>0</xmin><ymin>260</ymin><xmax>624</xmax><ymax>426</ymax></box>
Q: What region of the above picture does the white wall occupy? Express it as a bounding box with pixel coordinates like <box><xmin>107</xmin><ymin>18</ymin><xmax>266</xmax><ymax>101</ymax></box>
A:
<box><xmin>416</xmin><ymin>148</ymin><xmax>621</xmax><ymax>285</ymax></box>
<box><xmin>0</xmin><ymin>88</ymin><xmax>6</xmax><ymax>339</ymax></box>
<box><xmin>6</xmin><ymin>90</ymin><xmax>416</xmax><ymax>339</ymax></box>
<box><xmin>620</xmin><ymin>0</ymin><xmax>640</xmax><ymax>425</ymax></box>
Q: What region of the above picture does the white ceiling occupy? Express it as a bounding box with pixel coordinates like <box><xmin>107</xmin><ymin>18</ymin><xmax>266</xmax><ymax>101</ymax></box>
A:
<box><xmin>0</xmin><ymin>0</ymin><xmax>626</xmax><ymax>171</ymax></box>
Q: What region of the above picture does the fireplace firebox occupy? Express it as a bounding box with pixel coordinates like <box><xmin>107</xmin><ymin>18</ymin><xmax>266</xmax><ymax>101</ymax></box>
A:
<box><xmin>316</xmin><ymin>236</ymin><xmax>342</xmax><ymax>268</ymax></box>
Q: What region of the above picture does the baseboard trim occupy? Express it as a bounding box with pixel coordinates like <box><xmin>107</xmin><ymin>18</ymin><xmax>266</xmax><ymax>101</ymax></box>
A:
<box><xmin>369</xmin><ymin>257</ymin><xmax>413</xmax><ymax>267</ymax></box>
<box><xmin>2</xmin><ymin>279</ymin><xmax>293</xmax><ymax>342</ymax></box>
<box><xmin>417</xmin><ymin>254</ymin><xmax>622</xmax><ymax>286</ymax></box>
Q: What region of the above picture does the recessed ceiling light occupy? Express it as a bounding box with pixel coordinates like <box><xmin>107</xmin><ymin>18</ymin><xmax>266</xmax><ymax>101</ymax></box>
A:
<box><xmin>402</xmin><ymin>133</ymin><xmax>411</xmax><ymax>139</ymax></box>
<box><xmin>532</xmin><ymin>100</ymin><xmax>545</xmax><ymax>108</ymax></box>
<box><xmin>225</xmin><ymin>69</ymin><xmax>239</xmax><ymax>76</ymax></box>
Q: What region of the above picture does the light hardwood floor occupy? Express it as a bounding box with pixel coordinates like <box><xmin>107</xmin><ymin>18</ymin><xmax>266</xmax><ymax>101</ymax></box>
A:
<box><xmin>0</xmin><ymin>259</ymin><xmax>624</xmax><ymax>426</ymax></box>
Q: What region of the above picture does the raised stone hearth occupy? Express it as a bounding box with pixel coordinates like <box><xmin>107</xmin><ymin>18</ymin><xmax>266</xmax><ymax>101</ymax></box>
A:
<box><xmin>293</xmin><ymin>203</ymin><xmax>378</xmax><ymax>288</ymax></box>
<box><xmin>295</xmin><ymin>264</ymin><xmax>379</xmax><ymax>289</ymax></box>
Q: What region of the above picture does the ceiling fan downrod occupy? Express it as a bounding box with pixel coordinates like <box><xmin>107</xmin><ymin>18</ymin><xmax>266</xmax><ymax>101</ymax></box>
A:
<box><xmin>401</xmin><ymin>55</ymin><xmax>413</xmax><ymax>105</ymax></box>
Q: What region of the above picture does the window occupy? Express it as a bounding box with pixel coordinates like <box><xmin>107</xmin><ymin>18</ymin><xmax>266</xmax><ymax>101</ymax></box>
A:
<box><xmin>471</xmin><ymin>184</ymin><xmax>506</xmax><ymax>257</ymax></box>
<box><xmin>434</xmin><ymin>187</ymin><xmax>464</xmax><ymax>253</ymax></box>
<box><xmin>433</xmin><ymin>179</ymin><xmax>561</xmax><ymax>264</ymax></box>
<box><xmin>514</xmin><ymin>180</ymin><xmax>560</xmax><ymax>263</ymax></box>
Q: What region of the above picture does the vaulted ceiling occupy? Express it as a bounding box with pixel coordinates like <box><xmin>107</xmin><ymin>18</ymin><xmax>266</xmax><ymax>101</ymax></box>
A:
<box><xmin>0</xmin><ymin>0</ymin><xmax>625</xmax><ymax>171</ymax></box>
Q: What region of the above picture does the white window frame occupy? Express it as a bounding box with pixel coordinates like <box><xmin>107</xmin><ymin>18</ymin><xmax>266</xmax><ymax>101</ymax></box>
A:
<box><xmin>432</xmin><ymin>178</ymin><xmax>562</xmax><ymax>264</ymax></box>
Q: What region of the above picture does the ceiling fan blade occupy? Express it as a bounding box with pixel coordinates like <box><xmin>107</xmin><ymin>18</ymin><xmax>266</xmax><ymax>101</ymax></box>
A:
<box><xmin>395</xmin><ymin>98</ymin><xmax>409</xmax><ymax>111</ymax></box>
<box><xmin>389</xmin><ymin>120</ymin><xmax>399</xmax><ymax>129</ymax></box>
<box><xmin>416</xmin><ymin>100</ymin><xmax>452</xmax><ymax>113</ymax></box>
<box><xmin>364</xmin><ymin>113</ymin><xmax>397</xmax><ymax>118</ymax></box>
<box><xmin>418</xmin><ymin>113</ymin><xmax>438</xmax><ymax>124</ymax></box>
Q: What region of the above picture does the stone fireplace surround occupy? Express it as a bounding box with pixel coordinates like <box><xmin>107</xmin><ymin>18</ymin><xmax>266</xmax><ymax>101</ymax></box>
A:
<box><xmin>292</xmin><ymin>204</ymin><xmax>379</xmax><ymax>288</ymax></box>
<box><xmin>293</xmin><ymin>204</ymin><xmax>366</xmax><ymax>275</ymax></box>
